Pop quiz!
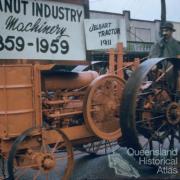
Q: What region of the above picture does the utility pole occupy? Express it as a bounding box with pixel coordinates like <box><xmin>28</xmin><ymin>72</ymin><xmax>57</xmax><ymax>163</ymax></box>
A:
<box><xmin>161</xmin><ymin>0</ymin><xmax>166</xmax><ymax>27</ymax></box>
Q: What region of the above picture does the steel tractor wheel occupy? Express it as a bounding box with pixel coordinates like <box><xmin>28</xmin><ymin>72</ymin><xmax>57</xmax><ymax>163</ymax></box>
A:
<box><xmin>83</xmin><ymin>74</ymin><xmax>125</xmax><ymax>154</ymax></box>
<box><xmin>8</xmin><ymin>127</ymin><xmax>74</xmax><ymax>180</ymax></box>
<box><xmin>0</xmin><ymin>154</ymin><xmax>8</xmax><ymax>179</ymax></box>
<box><xmin>120</xmin><ymin>58</ymin><xmax>180</xmax><ymax>157</ymax></box>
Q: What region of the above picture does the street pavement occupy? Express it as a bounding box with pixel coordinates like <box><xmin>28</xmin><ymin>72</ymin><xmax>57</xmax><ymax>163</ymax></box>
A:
<box><xmin>71</xmin><ymin>147</ymin><xmax>180</xmax><ymax>180</ymax></box>
<box><xmin>1</xmin><ymin>147</ymin><xmax>179</xmax><ymax>179</ymax></box>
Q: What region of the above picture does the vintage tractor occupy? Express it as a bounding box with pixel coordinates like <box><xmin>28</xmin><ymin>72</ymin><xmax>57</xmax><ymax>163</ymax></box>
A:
<box><xmin>0</xmin><ymin>62</ymin><xmax>125</xmax><ymax>179</ymax></box>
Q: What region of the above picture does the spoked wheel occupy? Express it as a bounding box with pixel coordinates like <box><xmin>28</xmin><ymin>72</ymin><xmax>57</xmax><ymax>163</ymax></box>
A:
<box><xmin>8</xmin><ymin>127</ymin><xmax>74</xmax><ymax>180</ymax></box>
<box><xmin>83</xmin><ymin>74</ymin><xmax>125</xmax><ymax>141</ymax></box>
<box><xmin>120</xmin><ymin>58</ymin><xmax>180</xmax><ymax>157</ymax></box>
<box><xmin>76</xmin><ymin>139</ymin><xmax>119</xmax><ymax>155</ymax></box>
<box><xmin>0</xmin><ymin>154</ymin><xmax>8</xmax><ymax>179</ymax></box>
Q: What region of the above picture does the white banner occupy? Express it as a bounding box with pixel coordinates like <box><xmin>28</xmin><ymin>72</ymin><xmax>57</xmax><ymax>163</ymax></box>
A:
<box><xmin>84</xmin><ymin>19</ymin><xmax>121</xmax><ymax>50</ymax></box>
<box><xmin>0</xmin><ymin>0</ymin><xmax>86</xmax><ymax>60</ymax></box>
<box><xmin>84</xmin><ymin>18</ymin><xmax>127</xmax><ymax>50</ymax></box>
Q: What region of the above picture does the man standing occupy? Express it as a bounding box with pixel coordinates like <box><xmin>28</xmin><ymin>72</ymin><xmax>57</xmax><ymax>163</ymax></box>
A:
<box><xmin>149</xmin><ymin>22</ymin><xmax>180</xmax><ymax>58</ymax></box>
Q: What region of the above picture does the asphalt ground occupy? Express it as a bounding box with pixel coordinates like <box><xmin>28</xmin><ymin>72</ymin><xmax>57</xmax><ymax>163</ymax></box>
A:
<box><xmin>1</xmin><ymin>147</ymin><xmax>179</xmax><ymax>179</ymax></box>
<box><xmin>71</xmin><ymin>147</ymin><xmax>180</xmax><ymax>180</ymax></box>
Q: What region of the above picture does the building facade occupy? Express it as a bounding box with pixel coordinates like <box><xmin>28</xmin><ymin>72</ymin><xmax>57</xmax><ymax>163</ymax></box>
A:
<box><xmin>90</xmin><ymin>10</ymin><xmax>180</xmax><ymax>59</ymax></box>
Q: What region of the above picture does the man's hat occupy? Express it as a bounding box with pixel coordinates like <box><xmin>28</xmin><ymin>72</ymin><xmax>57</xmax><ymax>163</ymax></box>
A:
<box><xmin>161</xmin><ymin>22</ymin><xmax>176</xmax><ymax>32</ymax></box>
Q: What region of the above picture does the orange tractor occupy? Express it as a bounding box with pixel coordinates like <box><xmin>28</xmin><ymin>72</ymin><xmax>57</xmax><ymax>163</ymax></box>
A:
<box><xmin>0</xmin><ymin>61</ymin><xmax>125</xmax><ymax>179</ymax></box>
<box><xmin>1</xmin><ymin>56</ymin><xmax>180</xmax><ymax>180</ymax></box>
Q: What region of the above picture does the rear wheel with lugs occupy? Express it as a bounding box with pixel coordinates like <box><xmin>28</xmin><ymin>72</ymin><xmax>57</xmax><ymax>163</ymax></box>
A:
<box><xmin>0</xmin><ymin>154</ymin><xmax>8</xmax><ymax>179</ymax></box>
<box><xmin>120</xmin><ymin>58</ymin><xmax>180</xmax><ymax>158</ymax></box>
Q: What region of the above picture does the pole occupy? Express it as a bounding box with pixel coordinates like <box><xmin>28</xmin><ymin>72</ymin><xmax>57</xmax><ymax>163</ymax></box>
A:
<box><xmin>161</xmin><ymin>0</ymin><xmax>166</xmax><ymax>27</ymax></box>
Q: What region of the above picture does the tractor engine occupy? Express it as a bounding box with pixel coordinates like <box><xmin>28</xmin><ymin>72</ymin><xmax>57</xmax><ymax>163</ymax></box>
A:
<box><xmin>41</xmin><ymin>70</ymin><xmax>99</xmax><ymax>128</ymax></box>
<box><xmin>41</xmin><ymin>68</ymin><xmax>124</xmax><ymax>141</ymax></box>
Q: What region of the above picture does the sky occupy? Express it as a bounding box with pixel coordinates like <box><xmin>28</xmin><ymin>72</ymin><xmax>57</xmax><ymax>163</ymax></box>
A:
<box><xmin>89</xmin><ymin>0</ymin><xmax>180</xmax><ymax>22</ymax></box>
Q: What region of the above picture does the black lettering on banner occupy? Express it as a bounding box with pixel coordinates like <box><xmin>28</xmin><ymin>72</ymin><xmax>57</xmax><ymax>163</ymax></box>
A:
<box><xmin>1</xmin><ymin>0</ymin><xmax>28</xmax><ymax>15</ymax></box>
<box><xmin>89</xmin><ymin>23</ymin><xmax>112</xmax><ymax>32</ymax></box>
<box><xmin>36</xmin><ymin>2</ymin><xmax>43</xmax><ymax>17</ymax></box>
<box><xmin>0</xmin><ymin>36</ymin><xmax>4</xmax><ymax>51</ymax></box>
<box><xmin>100</xmin><ymin>39</ymin><xmax>111</xmax><ymax>46</ymax></box>
<box><xmin>59</xmin><ymin>7</ymin><xmax>64</xmax><ymax>20</ymax></box>
<box><xmin>21</xmin><ymin>0</ymin><xmax>28</xmax><ymax>15</ymax></box>
<box><xmin>89</xmin><ymin>25</ymin><xmax>94</xmax><ymax>32</ymax></box>
<box><xmin>36</xmin><ymin>38</ymin><xmax>39</xmax><ymax>52</ymax></box>
<box><xmin>38</xmin><ymin>22</ymin><xmax>49</xmax><ymax>33</ymax></box>
<box><xmin>50</xmin><ymin>39</ymin><xmax>59</xmax><ymax>54</ymax></box>
<box><xmin>71</xmin><ymin>9</ymin><xmax>76</xmax><ymax>22</ymax></box>
<box><xmin>44</xmin><ymin>4</ymin><xmax>50</xmax><ymax>18</ymax></box>
<box><xmin>0</xmin><ymin>35</ymin><xmax>25</xmax><ymax>51</ymax></box>
<box><xmin>24</xmin><ymin>22</ymin><xmax>33</xmax><ymax>31</ymax></box>
<box><xmin>16</xmin><ymin>22</ymin><xmax>25</xmax><ymax>31</ymax></box>
<box><xmin>40</xmin><ymin>39</ymin><xmax>49</xmax><ymax>53</ymax></box>
<box><xmin>1</xmin><ymin>1</ymin><xmax>82</xmax><ymax>21</ymax></box>
<box><xmin>0</xmin><ymin>35</ymin><xmax>70</xmax><ymax>55</ymax></box>
<box><xmin>5</xmin><ymin>36</ymin><xmax>15</xmax><ymax>50</ymax></box>
<box><xmin>36</xmin><ymin>38</ymin><xmax>69</xmax><ymax>54</ymax></box>
<box><xmin>56</xmin><ymin>28</ymin><xmax>67</xmax><ymax>39</ymax></box>
<box><xmin>5</xmin><ymin>0</ymin><xmax>12</xmax><ymax>13</ymax></box>
<box><xmin>16</xmin><ymin>36</ymin><xmax>24</xmax><ymax>51</ymax></box>
<box><xmin>64</xmin><ymin>7</ymin><xmax>70</xmax><ymax>21</ymax></box>
<box><xmin>5</xmin><ymin>16</ymin><xmax>69</xmax><ymax>39</ymax></box>
<box><xmin>48</xmin><ymin>26</ymin><xmax>57</xmax><ymax>34</ymax></box>
<box><xmin>52</xmin><ymin>5</ymin><xmax>58</xmax><ymax>19</ymax></box>
<box><xmin>14</xmin><ymin>0</ymin><xmax>21</xmax><ymax>14</ymax></box>
<box><xmin>31</xmin><ymin>2</ymin><xmax>83</xmax><ymax>22</ymax></box>
<box><xmin>98</xmin><ymin>28</ymin><xmax>120</xmax><ymax>37</ymax></box>
<box><xmin>5</xmin><ymin>16</ymin><xmax>18</xmax><ymax>29</ymax></box>
<box><xmin>61</xmin><ymin>40</ymin><xmax>69</xmax><ymax>54</ymax></box>
<box><xmin>77</xmin><ymin>10</ymin><xmax>82</xmax><ymax>22</ymax></box>
<box><xmin>32</xmin><ymin>2</ymin><xmax>35</xmax><ymax>16</ymax></box>
<box><xmin>33</xmin><ymin>20</ymin><xmax>47</xmax><ymax>33</ymax></box>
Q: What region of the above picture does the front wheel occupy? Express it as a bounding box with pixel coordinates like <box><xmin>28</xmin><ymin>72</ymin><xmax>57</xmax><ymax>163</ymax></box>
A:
<box><xmin>8</xmin><ymin>127</ymin><xmax>74</xmax><ymax>180</ymax></box>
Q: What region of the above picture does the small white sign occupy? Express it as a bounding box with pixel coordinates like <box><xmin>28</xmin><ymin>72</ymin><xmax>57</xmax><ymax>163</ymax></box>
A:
<box><xmin>0</xmin><ymin>0</ymin><xmax>86</xmax><ymax>60</ymax></box>
<box><xmin>84</xmin><ymin>19</ymin><xmax>121</xmax><ymax>50</ymax></box>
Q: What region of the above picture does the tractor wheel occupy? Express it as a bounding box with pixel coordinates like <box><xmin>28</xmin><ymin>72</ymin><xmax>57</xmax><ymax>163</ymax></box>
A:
<box><xmin>120</xmin><ymin>58</ymin><xmax>180</xmax><ymax>158</ymax></box>
<box><xmin>8</xmin><ymin>127</ymin><xmax>74</xmax><ymax>180</ymax></box>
